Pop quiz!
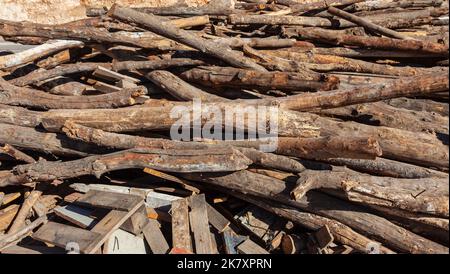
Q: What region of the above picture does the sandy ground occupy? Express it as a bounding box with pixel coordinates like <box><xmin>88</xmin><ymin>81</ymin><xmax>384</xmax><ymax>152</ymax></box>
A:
<box><xmin>0</xmin><ymin>0</ymin><xmax>210</xmax><ymax>24</ymax></box>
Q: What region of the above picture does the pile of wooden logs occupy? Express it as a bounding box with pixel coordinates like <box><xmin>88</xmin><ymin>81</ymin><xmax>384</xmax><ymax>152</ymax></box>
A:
<box><xmin>0</xmin><ymin>0</ymin><xmax>448</xmax><ymax>254</ymax></box>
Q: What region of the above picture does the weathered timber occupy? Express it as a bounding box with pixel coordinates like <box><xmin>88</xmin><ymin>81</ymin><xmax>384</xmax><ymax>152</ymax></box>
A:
<box><xmin>7</xmin><ymin>191</ymin><xmax>43</xmax><ymax>234</ymax></box>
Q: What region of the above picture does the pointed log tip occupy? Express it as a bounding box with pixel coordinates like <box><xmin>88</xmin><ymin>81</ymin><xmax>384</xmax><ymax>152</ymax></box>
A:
<box><xmin>107</xmin><ymin>3</ymin><xmax>119</xmax><ymax>17</ymax></box>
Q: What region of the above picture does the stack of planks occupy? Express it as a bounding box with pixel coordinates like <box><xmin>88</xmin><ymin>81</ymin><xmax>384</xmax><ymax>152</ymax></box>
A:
<box><xmin>0</xmin><ymin>0</ymin><xmax>448</xmax><ymax>254</ymax></box>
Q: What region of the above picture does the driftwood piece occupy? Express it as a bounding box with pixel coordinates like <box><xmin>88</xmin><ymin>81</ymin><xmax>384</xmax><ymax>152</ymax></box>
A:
<box><xmin>0</xmin><ymin>40</ymin><xmax>83</xmax><ymax>70</ymax></box>
<box><xmin>0</xmin><ymin>78</ymin><xmax>146</xmax><ymax>110</ymax></box>
<box><xmin>108</xmin><ymin>5</ymin><xmax>267</xmax><ymax>72</ymax></box>
<box><xmin>292</xmin><ymin>169</ymin><xmax>449</xmax><ymax>217</ymax></box>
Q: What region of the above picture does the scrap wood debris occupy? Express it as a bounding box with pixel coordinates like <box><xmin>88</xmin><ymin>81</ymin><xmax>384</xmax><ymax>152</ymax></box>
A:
<box><xmin>0</xmin><ymin>0</ymin><xmax>449</xmax><ymax>254</ymax></box>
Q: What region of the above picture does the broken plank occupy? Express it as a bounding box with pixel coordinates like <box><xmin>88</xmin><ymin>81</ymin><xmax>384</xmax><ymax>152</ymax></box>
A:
<box><xmin>222</xmin><ymin>228</ymin><xmax>247</xmax><ymax>255</ymax></box>
<box><xmin>54</xmin><ymin>205</ymin><xmax>96</xmax><ymax>229</ymax></box>
<box><xmin>120</xmin><ymin>205</ymin><xmax>148</xmax><ymax>235</ymax></box>
<box><xmin>206</xmin><ymin>203</ymin><xmax>230</xmax><ymax>233</ymax></box>
<box><xmin>93</xmin><ymin>66</ymin><xmax>140</xmax><ymax>83</ymax></box>
<box><xmin>142</xmin><ymin>218</ymin><xmax>170</xmax><ymax>254</ymax></box>
<box><xmin>75</xmin><ymin>190</ymin><xmax>143</xmax><ymax>211</ymax></box>
<box><xmin>171</xmin><ymin>198</ymin><xmax>193</xmax><ymax>252</ymax></box>
<box><xmin>146</xmin><ymin>191</ymin><xmax>182</xmax><ymax>212</ymax></box>
<box><xmin>236</xmin><ymin>239</ymin><xmax>269</xmax><ymax>254</ymax></box>
<box><xmin>1</xmin><ymin>192</ymin><xmax>21</xmax><ymax>206</ymax></box>
<box><xmin>189</xmin><ymin>194</ymin><xmax>215</xmax><ymax>254</ymax></box>
<box><xmin>0</xmin><ymin>205</ymin><xmax>20</xmax><ymax>231</ymax></box>
<box><xmin>32</xmin><ymin>221</ymin><xmax>101</xmax><ymax>254</ymax></box>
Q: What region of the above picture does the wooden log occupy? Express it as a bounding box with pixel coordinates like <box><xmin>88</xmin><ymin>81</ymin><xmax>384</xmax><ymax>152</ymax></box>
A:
<box><xmin>147</xmin><ymin>70</ymin><xmax>226</xmax><ymax>101</ymax></box>
<box><xmin>107</xmin><ymin>5</ymin><xmax>267</xmax><ymax>72</ymax></box>
<box><xmin>0</xmin><ymin>105</ymin><xmax>42</xmax><ymax>128</ymax></box>
<box><xmin>260</xmin><ymin>49</ymin><xmax>438</xmax><ymax>76</ymax></box>
<box><xmin>10</xmin><ymin>59</ymin><xmax>205</xmax><ymax>87</ymax></box>
<box><xmin>0</xmin><ymin>123</ymin><xmax>105</xmax><ymax>157</ymax></box>
<box><xmin>210</xmin><ymin>37</ymin><xmax>297</xmax><ymax>49</ymax></box>
<box><xmin>180</xmin><ymin>66</ymin><xmax>340</xmax><ymax>91</ymax></box>
<box><xmin>228</xmin><ymin>14</ymin><xmax>346</xmax><ymax>27</ymax></box>
<box><xmin>317</xmin><ymin>102</ymin><xmax>449</xmax><ymax>134</ymax></box>
<box><xmin>310</xmin><ymin>115</ymin><xmax>449</xmax><ymax>168</ymax></box>
<box><xmin>182</xmin><ymin>171</ymin><xmax>448</xmax><ymax>253</ymax></box>
<box><xmin>295</xmin><ymin>27</ymin><xmax>449</xmax><ymax>55</ymax></box>
<box><xmin>0</xmin><ymin>20</ymin><xmax>181</xmax><ymax>51</ymax></box>
<box><xmin>385</xmin><ymin>98</ymin><xmax>449</xmax><ymax>117</ymax></box>
<box><xmin>289</xmin><ymin>0</ymin><xmax>364</xmax><ymax>13</ymax></box>
<box><xmin>291</xmin><ymin>169</ymin><xmax>449</xmax><ymax>217</ymax></box>
<box><xmin>171</xmin><ymin>198</ymin><xmax>193</xmax><ymax>252</ymax></box>
<box><xmin>258</xmin><ymin>72</ymin><xmax>449</xmax><ymax>111</ymax></box>
<box><xmin>40</xmin><ymin>102</ymin><xmax>320</xmax><ymax>138</ymax></box>
<box><xmin>0</xmin><ymin>40</ymin><xmax>83</xmax><ymax>70</ymax></box>
<box><xmin>327</xmin><ymin>6</ymin><xmax>412</xmax><ymax>39</ymax></box>
<box><xmin>344</xmin><ymin>0</ymin><xmax>443</xmax><ymax>12</ymax></box>
<box><xmin>189</xmin><ymin>194</ymin><xmax>215</xmax><ymax>254</ymax></box>
<box><xmin>1</xmin><ymin>147</ymin><xmax>251</xmax><ymax>186</ymax></box>
<box><xmin>324</xmin><ymin>157</ymin><xmax>448</xmax><ymax>179</ymax></box>
<box><xmin>0</xmin><ymin>79</ymin><xmax>146</xmax><ymax>110</ymax></box>
<box><xmin>7</xmin><ymin>190</ymin><xmax>43</xmax><ymax>234</ymax></box>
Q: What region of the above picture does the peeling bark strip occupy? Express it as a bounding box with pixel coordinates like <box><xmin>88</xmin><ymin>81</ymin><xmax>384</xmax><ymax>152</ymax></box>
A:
<box><xmin>295</xmin><ymin>27</ymin><xmax>449</xmax><ymax>55</ymax></box>
<box><xmin>10</xmin><ymin>59</ymin><xmax>205</xmax><ymax>87</ymax></box>
<box><xmin>0</xmin><ymin>78</ymin><xmax>146</xmax><ymax>109</ymax></box>
<box><xmin>107</xmin><ymin>5</ymin><xmax>267</xmax><ymax>72</ymax></box>
<box><xmin>292</xmin><ymin>170</ymin><xmax>449</xmax><ymax>217</ymax></box>
<box><xmin>0</xmin><ymin>147</ymin><xmax>251</xmax><ymax>187</ymax></box>
<box><xmin>180</xmin><ymin>66</ymin><xmax>339</xmax><ymax>91</ymax></box>
<box><xmin>0</xmin><ymin>40</ymin><xmax>84</xmax><ymax>70</ymax></box>
<box><xmin>183</xmin><ymin>171</ymin><xmax>448</xmax><ymax>254</ymax></box>
<box><xmin>327</xmin><ymin>6</ymin><xmax>412</xmax><ymax>40</ymax></box>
